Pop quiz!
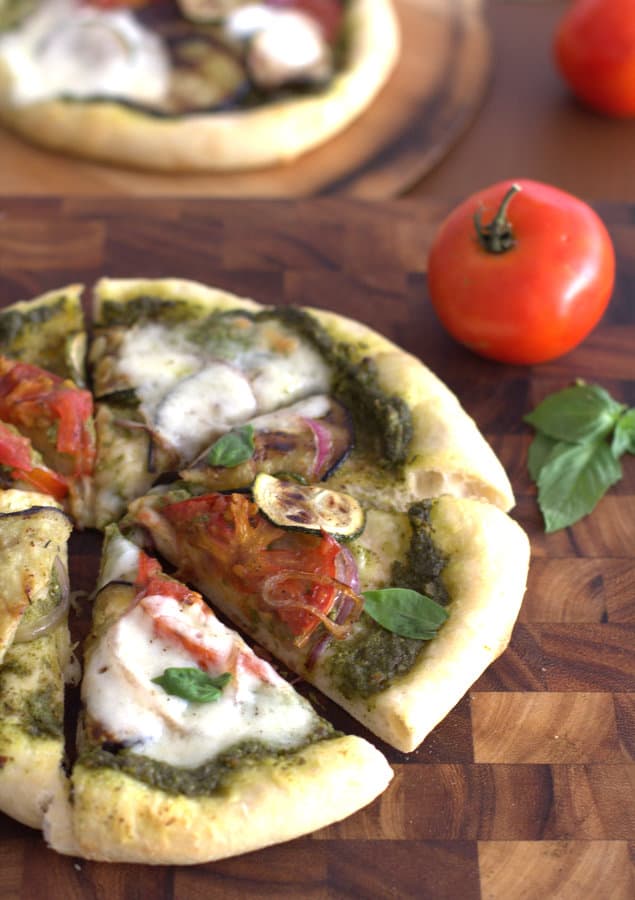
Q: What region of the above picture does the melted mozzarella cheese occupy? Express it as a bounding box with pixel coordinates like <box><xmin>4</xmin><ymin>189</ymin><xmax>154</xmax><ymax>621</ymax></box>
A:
<box><xmin>0</xmin><ymin>0</ymin><xmax>170</xmax><ymax>106</ymax></box>
<box><xmin>83</xmin><ymin>593</ymin><xmax>318</xmax><ymax>768</ymax></box>
<box><xmin>114</xmin><ymin>317</ymin><xmax>332</xmax><ymax>459</ymax></box>
<box><xmin>117</xmin><ymin>322</ymin><xmax>203</xmax><ymax>416</ymax></box>
<box><xmin>246</xmin><ymin>10</ymin><xmax>329</xmax><ymax>90</ymax></box>
<box><xmin>224</xmin><ymin>3</ymin><xmax>276</xmax><ymax>41</ymax></box>
<box><xmin>154</xmin><ymin>362</ymin><xmax>257</xmax><ymax>460</ymax></box>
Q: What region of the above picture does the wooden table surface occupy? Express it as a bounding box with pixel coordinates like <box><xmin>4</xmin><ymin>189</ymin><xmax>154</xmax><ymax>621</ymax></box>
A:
<box><xmin>0</xmin><ymin>196</ymin><xmax>633</xmax><ymax>899</ymax></box>
<box><xmin>409</xmin><ymin>0</ymin><xmax>635</xmax><ymax>204</ymax></box>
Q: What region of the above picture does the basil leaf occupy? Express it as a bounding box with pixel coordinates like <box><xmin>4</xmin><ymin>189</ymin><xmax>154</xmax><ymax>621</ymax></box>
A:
<box><xmin>527</xmin><ymin>431</ymin><xmax>559</xmax><ymax>482</ymax></box>
<box><xmin>362</xmin><ymin>588</ymin><xmax>449</xmax><ymax>640</ymax></box>
<box><xmin>152</xmin><ymin>667</ymin><xmax>231</xmax><ymax>703</ymax></box>
<box><xmin>611</xmin><ymin>408</ymin><xmax>635</xmax><ymax>458</ymax></box>
<box><xmin>207</xmin><ymin>425</ymin><xmax>255</xmax><ymax>467</ymax></box>
<box><xmin>524</xmin><ymin>383</ymin><xmax>626</xmax><ymax>444</ymax></box>
<box><xmin>537</xmin><ymin>440</ymin><xmax>622</xmax><ymax>533</ymax></box>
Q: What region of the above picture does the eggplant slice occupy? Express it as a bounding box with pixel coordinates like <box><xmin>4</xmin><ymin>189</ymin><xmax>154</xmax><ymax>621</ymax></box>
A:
<box><xmin>181</xmin><ymin>395</ymin><xmax>354</xmax><ymax>491</ymax></box>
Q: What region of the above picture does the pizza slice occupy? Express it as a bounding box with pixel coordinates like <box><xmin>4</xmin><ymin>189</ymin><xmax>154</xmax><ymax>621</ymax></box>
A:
<box><xmin>0</xmin><ymin>489</ymin><xmax>74</xmax><ymax>830</ymax></box>
<box><xmin>89</xmin><ymin>277</ymin><xmax>514</xmax><ymax>528</ymax></box>
<box><xmin>44</xmin><ymin>525</ymin><xmax>392</xmax><ymax>864</ymax></box>
<box><xmin>0</xmin><ymin>286</ymin><xmax>96</xmax><ymax>526</ymax></box>
<box><xmin>125</xmin><ymin>480</ymin><xmax>530</xmax><ymax>752</ymax></box>
<box><xmin>0</xmin><ymin>0</ymin><xmax>399</xmax><ymax>172</ymax></box>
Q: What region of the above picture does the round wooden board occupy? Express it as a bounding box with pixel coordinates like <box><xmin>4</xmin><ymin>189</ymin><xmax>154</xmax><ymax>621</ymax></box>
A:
<box><xmin>0</xmin><ymin>0</ymin><xmax>491</xmax><ymax>197</ymax></box>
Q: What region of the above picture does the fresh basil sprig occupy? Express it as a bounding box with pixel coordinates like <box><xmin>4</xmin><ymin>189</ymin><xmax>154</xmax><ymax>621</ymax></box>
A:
<box><xmin>152</xmin><ymin>667</ymin><xmax>231</xmax><ymax>703</ymax></box>
<box><xmin>362</xmin><ymin>588</ymin><xmax>449</xmax><ymax>639</ymax></box>
<box><xmin>207</xmin><ymin>425</ymin><xmax>255</xmax><ymax>467</ymax></box>
<box><xmin>525</xmin><ymin>381</ymin><xmax>635</xmax><ymax>532</ymax></box>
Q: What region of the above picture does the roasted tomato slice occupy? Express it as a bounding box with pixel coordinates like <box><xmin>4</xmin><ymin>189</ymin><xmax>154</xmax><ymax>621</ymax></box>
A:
<box><xmin>0</xmin><ymin>420</ymin><xmax>68</xmax><ymax>500</ymax></box>
<box><xmin>162</xmin><ymin>492</ymin><xmax>345</xmax><ymax>644</ymax></box>
<box><xmin>0</xmin><ymin>357</ymin><xmax>95</xmax><ymax>477</ymax></box>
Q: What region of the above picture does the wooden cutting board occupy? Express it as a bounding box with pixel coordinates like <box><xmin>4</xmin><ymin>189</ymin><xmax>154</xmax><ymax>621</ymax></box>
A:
<box><xmin>0</xmin><ymin>0</ymin><xmax>490</xmax><ymax>198</ymax></box>
<box><xmin>0</xmin><ymin>197</ymin><xmax>633</xmax><ymax>899</ymax></box>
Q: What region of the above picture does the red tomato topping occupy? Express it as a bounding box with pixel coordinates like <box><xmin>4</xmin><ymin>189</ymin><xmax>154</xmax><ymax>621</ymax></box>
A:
<box><xmin>162</xmin><ymin>492</ymin><xmax>342</xmax><ymax>644</ymax></box>
<box><xmin>0</xmin><ymin>421</ymin><xmax>32</xmax><ymax>470</ymax></box>
<box><xmin>14</xmin><ymin>466</ymin><xmax>68</xmax><ymax>501</ymax></box>
<box><xmin>0</xmin><ymin>357</ymin><xmax>95</xmax><ymax>476</ymax></box>
<box><xmin>134</xmin><ymin>550</ymin><xmax>273</xmax><ymax>681</ymax></box>
<box><xmin>0</xmin><ymin>420</ymin><xmax>68</xmax><ymax>500</ymax></box>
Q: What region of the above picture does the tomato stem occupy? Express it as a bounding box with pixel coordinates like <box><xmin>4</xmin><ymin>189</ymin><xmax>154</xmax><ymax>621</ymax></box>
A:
<box><xmin>474</xmin><ymin>183</ymin><xmax>521</xmax><ymax>254</ymax></box>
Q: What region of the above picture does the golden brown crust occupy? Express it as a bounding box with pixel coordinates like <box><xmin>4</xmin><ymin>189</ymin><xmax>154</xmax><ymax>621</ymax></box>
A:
<box><xmin>46</xmin><ymin>735</ymin><xmax>391</xmax><ymax>864</ymax></box>
<box><xmin>307</xmin><ymin>307</ymin><xmax>515</xmax><ymax>512</ymax></box>
<box><xmin>0</xmin><ymin>0</ymin><xmax>399</xmax><ymax>172</ymax></box>
<box><xmin>313</xmin><ymin>496</ymin><xmax>530</xmax><ymax>752</ymax></box>
<box><xmin>43</xmin><ymin>569</ymin><xmax>392</xmax><ymax>864</ymax></box>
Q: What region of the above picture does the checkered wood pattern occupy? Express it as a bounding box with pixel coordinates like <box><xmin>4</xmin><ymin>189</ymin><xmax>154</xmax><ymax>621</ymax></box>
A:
<box><xmin>0</xmin><ymin>198</ymin><xmax>633</xmax><ymax>900</ymax></box>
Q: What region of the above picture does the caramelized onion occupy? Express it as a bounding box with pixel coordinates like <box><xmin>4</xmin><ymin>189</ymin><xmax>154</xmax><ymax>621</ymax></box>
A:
<box><xmin>14</xmin><ymin>555</ymin><xmax>70</xmax><ymax>643</ymax></box>
<box><xmin>334</xmin><ymin>545</ymin><xmax>360</xmax><ymax>592</ymax></box>
<box><xmin>261</xmin><ymin>569</ymin><xmax>363</xmax><ymax>647</ymax></box>
<box><xmin>303</xmin><ymin>416</ymin><xmax>332</xmax><ymax>480</ymax></box>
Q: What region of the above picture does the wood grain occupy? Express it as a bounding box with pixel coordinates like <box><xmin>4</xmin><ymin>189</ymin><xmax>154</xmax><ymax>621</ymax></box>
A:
<box><xmin>0</xmin><ymin>197</ymin><xmax>634</xmax><ymax>898</ymax></box>
<box><xmin>0</xmin><ymin>0</ymin><xmax>490</xmax><ymax>197</ymax></box>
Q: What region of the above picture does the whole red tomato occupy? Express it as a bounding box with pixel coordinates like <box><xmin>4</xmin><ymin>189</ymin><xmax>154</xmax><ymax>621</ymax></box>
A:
<box><xmin>426</xmin><ymin>180</ymin><xmax>615</xmax><ymax>365</ymax></box>
<box><xmin>554</xmin><ymin>0</ymin><xmax>635</xmax><ymax>117</ymax></box>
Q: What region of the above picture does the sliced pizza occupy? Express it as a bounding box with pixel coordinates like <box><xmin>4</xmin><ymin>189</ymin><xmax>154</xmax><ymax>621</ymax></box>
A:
<box><xmin>0</xmin><ymin>286</ymin><xmax>96</xmax><ymax>526</ymax></box>
<box><xmin>44</xmin><ymin>526</ymin><xmax>392</xmax><ymax>864</ymax></box>
<box><xmin>89</xmin><ymin>277</ymin><xmax>514</xmax><ymax>528</ymax></box>
<box><xmin>0</xmin><ymin>489</ymin><xmax>74</xmax><ymax>830</ymax></box>
<box><xmin>0</xmin><ymin>0</ymin><xmax>399</xmax><ymax>172</ymax></box>
<box><xmin>125</xmin><ymin>480</ymin><xmax>530</xmax><ymax>752</ymax></box>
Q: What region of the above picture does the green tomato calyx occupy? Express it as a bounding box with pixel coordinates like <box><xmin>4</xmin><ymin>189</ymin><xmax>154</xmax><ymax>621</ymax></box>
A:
<box><xmin>474</xmin><ymin>183</ymin><xmax>521</xmax><ymax>254</ymax></box>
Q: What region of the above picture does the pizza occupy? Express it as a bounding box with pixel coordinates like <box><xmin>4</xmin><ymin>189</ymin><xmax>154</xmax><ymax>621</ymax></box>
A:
<box><xmin>0</xmin><ymin>277</ymin><xmax>530</xmax><ymax>864</ymax></box>
<box><xmin>44</xmin><ymin>525</ymin><xmax>391</xmax><ymax>863</ymax></box>
<box><xmin>0</xmin><ymin>0</ymin><xmax>400</xmax><ymax>171</ymax></box>
<box><xmin>0</xmin><ymin>489</ymin><xmax>73</xmax><ymax>830</ymax></box>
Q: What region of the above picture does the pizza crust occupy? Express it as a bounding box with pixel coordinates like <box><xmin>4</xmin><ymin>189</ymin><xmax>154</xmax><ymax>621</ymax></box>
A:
<box><xmin>313</xmin><ymin>496</ymin><xmax>530</xmax><ymax>752</ymax></box>
<box><xmin>43</xmin><ymin>556</ymin><xmax>392</xmax><ymax>864</ymax></box>
<box><xmin>0</xmin><ymin>0</ymin><xmax>399</xmax><ymax>172</ymax></box>
<box><xmin>45</xmin><ymin>734</ymin><xmax>391</xmax><ymax>864</ymax></box>
<box><xmin>0</xmin><ymin>623</ymin><xmax>71</xmax><ymax>829</ymax></box>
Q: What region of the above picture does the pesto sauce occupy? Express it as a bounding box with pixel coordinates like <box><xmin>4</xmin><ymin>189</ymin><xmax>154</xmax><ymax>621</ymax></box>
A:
<box><xmin>18</xmin><ymin>566</ymin><xmax>61</xmax><ymax>632</ymax></box>
<box><xmin>100</xmin><ymin>296</ymin><xmax>197</xmax><ymax>327</ymax></box>
<box><xmin>328</xmin><ymin>502</ymin><xmax>448</xmax><ymax>698</ymax></box>
<box><xmin>0</xmin><ymin>296</ymin><xmax>66</xmax><ymax>347</ymax></box>
<box><xmin>328</xmin><ymin>615</ymin><xmax>424</xmax><ymax>699</ymax></box>
<box><xmin>99</xmin><ymin>298</ymin><xmax>412</xmax><ymax>466</ymax></box>
<box><xmin>81</xmin><ymin>725</ymin><xmax>335</xmax><ymax>798</ymax></box>
<box><xmin>24</xmin><ymin>687</ymin><xmax>63</xmax><ymax>739</ymax></box>
<box><xmin>262</xmin><ymin>306</ymin><xmax>413</xmax><ymax>467</ymax></box>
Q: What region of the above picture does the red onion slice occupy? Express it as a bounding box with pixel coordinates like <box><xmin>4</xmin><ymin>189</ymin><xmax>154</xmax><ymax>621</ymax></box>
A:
<box><xmin>303</xmin><ymin>416</ymin><xmax>333</xmax><ymax>479</ymax></box>
<box><xmin>14</xmin><ymin>555</ymin><xmax>70</xmax><ymax>643</ymax></box>
<box><xmin>334</xmin><ymin>545</ymin><xmax>360</xmax><ymax>593</ymax></box>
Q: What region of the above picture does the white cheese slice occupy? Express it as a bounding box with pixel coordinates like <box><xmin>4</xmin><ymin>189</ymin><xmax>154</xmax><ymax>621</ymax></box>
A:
<box><xmin>247</xmin><ymin>9</ymin><xmax>330</xmax><ymax>90</ymax></box>
<box><xmin>114</xmin><ymin>317</ymin><xmax>332</xmax><ymax>459</ymax></box>
<box><xmin>83</xmin><ymin>591</ymin><xmax>319</xmax><ymax>768</ymax></box>
<box><xmin>0</xmin><ymin>0</ymin><xmax>170</xmax><ymax>106</ymax></box>
<box><xmin>154</xmin><ymin>362</ymin><xmax>258</xmax><ymax>460</ymax></box>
